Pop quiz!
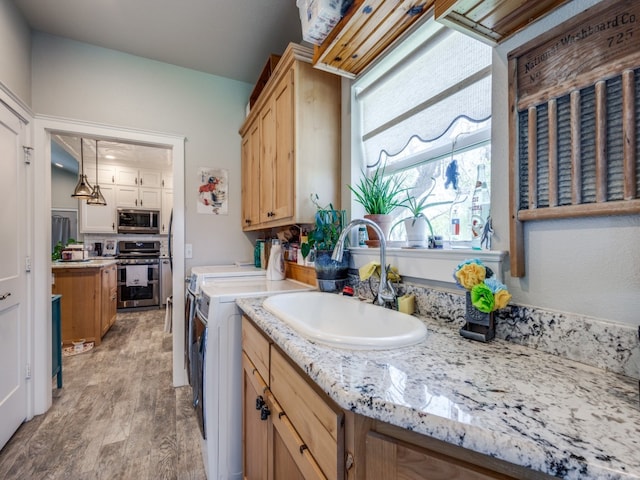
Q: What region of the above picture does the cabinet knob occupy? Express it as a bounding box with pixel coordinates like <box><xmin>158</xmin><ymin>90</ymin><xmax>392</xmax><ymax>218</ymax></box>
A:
<box><xmin>0</xmin><ymin>292</ymin><xmax>11</xmax><ymax>301</ymax></box>
<box><xmin>112</xmin><ymin>223</ymin><xmax>115</xmax><ymax>231</ymax></box>
<box><xmin>256</xmin><ymin>395</ymin><xmax>265</xmax><ymax>410</ymax></box>
<box><xmin>260</xmin><ymin>404</ymin><xmax>271</xmax><ymax>421</ymax></box>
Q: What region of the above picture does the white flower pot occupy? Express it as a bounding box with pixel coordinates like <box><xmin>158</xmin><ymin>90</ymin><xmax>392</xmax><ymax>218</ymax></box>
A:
<box><xmin>404</xmin><ymin>217</ymin><xmax>429</xmax><ymax>247</ymax></box>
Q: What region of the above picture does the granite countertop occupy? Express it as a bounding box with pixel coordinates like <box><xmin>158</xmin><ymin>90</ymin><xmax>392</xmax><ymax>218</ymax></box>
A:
<box><xmin>237</xmin><ymin>296</ymin><xmax>640</xmax><ymax>480</ymax></box>
<box><xmin>52</xmin><ymin>258</ymin><xmax>118</xmax><ymax>269</ymax></box>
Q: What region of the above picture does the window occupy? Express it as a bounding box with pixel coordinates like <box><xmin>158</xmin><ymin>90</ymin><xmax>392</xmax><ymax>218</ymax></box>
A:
<box><xmin>352</xmin><ymin>18</ymin><xmax>493</xmax><ymax>247</ymax></box>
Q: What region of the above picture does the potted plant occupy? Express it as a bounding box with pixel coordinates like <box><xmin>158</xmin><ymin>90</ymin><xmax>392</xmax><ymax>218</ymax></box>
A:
<box><xmin>391</xmin><ymin>179</ymin><xmax>453</xmax><ymax>248</ymax></box>
<box><xmin>348</xmin><ymin>164</ymin><xmax>406</xmax><ymax>247</ymax></box>
<box><xmin>307</xmin><ymin>195</ymin><xmax>349</xmax><ymax>292</ymax></box>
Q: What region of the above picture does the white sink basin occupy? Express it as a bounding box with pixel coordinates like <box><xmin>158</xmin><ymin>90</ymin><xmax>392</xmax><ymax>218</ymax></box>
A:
<box><xmin>263</xmin><ymin>292</ymin><xmax>427</xmax><ymax>350</ymax></box>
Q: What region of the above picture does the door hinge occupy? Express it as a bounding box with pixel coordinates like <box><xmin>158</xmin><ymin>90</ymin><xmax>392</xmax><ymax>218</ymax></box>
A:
<box><xmin>23</xmin><ymin>146</ymin><xmax>33</xmax><ymax>164</ymax></box>
<box><xmin>26</xmin><ymin>363</ymin><xmax>31</xmax><ymax>379</ymax></box>
<box><xmin>25</xmin><ymin>256</ymin><xmax>31</xmax><ymax>273</ymax></box>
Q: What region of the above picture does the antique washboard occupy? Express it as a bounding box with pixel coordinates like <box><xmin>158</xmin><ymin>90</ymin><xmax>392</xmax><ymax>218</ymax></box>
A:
<box><xmin>508</xmin><ymin>0</ymin><xmax>640</xmax><ymax>276</ymax></box>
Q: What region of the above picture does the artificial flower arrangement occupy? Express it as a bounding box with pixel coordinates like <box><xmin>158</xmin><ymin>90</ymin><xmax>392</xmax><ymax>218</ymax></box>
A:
<box><xmin>454</xmin><ymin>258</ymin><xmax>511</xmax><ymax>313</ymax></box>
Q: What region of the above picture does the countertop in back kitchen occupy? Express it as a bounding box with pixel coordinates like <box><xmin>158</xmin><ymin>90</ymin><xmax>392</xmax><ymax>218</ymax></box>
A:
<box><xmin>237</xmin><ymin>296</ymin><xmax>640</xmax><ymax>480</ymax></box>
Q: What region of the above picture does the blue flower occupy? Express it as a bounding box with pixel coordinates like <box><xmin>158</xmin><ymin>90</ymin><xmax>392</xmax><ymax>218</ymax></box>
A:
<box><xmin>484</xmin><ymin>277</ymin><xmax>506</xmax><ymax>293</ymax></box>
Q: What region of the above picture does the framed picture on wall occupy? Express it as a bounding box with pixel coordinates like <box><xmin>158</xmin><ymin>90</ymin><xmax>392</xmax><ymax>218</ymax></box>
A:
<box><xmin>197</xmin><ymin>167</ymin><xmax>228</xmax><ymax>215</ymax></box>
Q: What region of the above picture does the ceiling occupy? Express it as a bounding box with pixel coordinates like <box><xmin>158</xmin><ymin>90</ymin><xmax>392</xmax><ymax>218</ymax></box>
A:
<box><xmin>13</xmin><ymin>0</ymin><xmax>304</xmax><ymax>84</ymax></box>
<box><xmin>16</xmin><ymin>0</ymin><xmax>304</xmax><ymax>172</ymax></box>
<box><xmin>52</xmin><ymin>134</ymin><xmax>173</xmax><ymax>174</ymax></box>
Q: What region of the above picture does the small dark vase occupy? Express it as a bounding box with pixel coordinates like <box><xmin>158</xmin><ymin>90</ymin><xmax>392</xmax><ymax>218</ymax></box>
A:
<box><xmin>459</xmin><ymin>291</ymin><xmax>495</xmax><ymax>342</ymax></box>
<box><xmin>314</xmin><ymin>249</ymin><xmax>350</xmax><ymax>293</ymax></box>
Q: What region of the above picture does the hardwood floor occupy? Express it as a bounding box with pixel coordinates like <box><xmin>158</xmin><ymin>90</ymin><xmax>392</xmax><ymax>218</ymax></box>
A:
<box><xmin>0</xmin><ymin>308</ymin><xmax>206</xmax><ymax>480</ymax></box>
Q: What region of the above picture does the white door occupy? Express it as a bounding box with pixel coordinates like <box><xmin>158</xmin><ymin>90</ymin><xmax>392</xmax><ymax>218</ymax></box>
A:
<box><xmin>0</xmin><ymin>102</ymin><xmax>27</xmax><ymax>449</ymax></box>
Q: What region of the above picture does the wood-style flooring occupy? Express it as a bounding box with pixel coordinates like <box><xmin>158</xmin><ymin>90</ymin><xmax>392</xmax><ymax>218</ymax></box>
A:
<box><xmin>0</xmin><ymin>308</ymin><xmax>206</xmax><ymax>480</ymax></box>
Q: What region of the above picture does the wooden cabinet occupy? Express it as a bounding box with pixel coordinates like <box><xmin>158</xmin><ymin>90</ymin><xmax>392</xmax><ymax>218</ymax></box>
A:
<box><xmin>80</xmin><ymin>184</ymin><xmax>117</xmax><ymax>233</ymax></box>
<box><xmin>241</xmin><ymin>121</ymin><xmax>261</xmax><ymax>228</ymax></box>
<box><xmin>312</xmin><ymin>0</ymin><xmax>433</xmax><ymax>78</ymax></box>
<box><xmin>100</xmin><ymin>264</ymin><xmax>117</xmax><ymax>337</ymax></box>
<box><xmin>239</xmin><ymin>43</ymin><xmax>341</xmax><ymax>231</ymax></box>
<box><xmin>51</xmin><ymin>263</ymin><xmax>118</xmax><ymax>346</ymax></box>
<box><xmin>434</xmin><ymin>0</ymin><xmax>570</xmax><ymax>45</ymax></box>
<box><xmin>242</xmin><ymin>316</ymin><xmax>341</xmax><ymax>480</ymax></box>
<box><xmin>365</xmin><ymin>431</ymin><xmax>511</xmax><ymax>480</ymax></box>
<box><xmin>242</xmin><ymin>352</ymin><xmax>269</xmax><ymax>480</ymax></box>
<box><xmin>243</xmin><ymin>316</ymin><xmax>553</xmax><ymax>480</ymax></box>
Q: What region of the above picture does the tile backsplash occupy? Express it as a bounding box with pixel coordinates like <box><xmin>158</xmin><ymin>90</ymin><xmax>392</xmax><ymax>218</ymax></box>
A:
<box><xmin>351</xmin><ymin>275</ymin><xmax>640</xmax><ymax>380</ymax></box>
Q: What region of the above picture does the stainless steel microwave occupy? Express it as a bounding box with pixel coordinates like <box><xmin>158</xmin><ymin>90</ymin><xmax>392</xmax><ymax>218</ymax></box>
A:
<box><xmin>117</xmin><ymin>209</ymin><xmax>160</xmax><ymax>234</ymax></box>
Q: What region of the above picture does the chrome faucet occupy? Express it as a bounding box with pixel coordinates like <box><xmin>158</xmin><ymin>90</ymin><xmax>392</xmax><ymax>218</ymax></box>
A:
<box><xmin>332</xmin><ymin>218</ymin><xmax>396</xmax><ymax>306</ymax></box>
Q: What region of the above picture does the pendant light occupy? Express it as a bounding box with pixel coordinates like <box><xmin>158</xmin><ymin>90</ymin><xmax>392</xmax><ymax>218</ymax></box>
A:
<box><xmin>87</xmin><ymin>140</ymin><xmax>107</xmax><ymax>206</ymax></box>
<box><xmin>71</xmin><ymin>137</ymin><xmax>94</xmax><ymax>199</ymax></box>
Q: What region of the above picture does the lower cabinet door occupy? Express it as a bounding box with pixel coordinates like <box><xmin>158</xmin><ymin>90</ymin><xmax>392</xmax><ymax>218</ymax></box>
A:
<box><xmin>268</xmin><ymin>392</ymin><xmax>326</xmax><ymax>480</ymax></box>
<box><xmin>242</xmin><ymin>353</ymin><xmax>269</xmax><ymax>480</ymax></box>
<box><xmin>365</xmin><ymin>431</ymin><xmax>510</xmax><ymax>480</ymax></box>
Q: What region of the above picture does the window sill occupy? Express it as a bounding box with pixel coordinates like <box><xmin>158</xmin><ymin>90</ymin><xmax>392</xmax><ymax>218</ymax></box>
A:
<box><xmin>348</xmin><ymin>247</ymin><xmax>508</xmax><ymax>284</ymax></box>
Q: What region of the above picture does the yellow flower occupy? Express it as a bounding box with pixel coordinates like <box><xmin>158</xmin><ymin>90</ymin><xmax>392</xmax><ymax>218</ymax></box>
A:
<box><xmin>455</xmin><ymin>263</ymin><xmax>486</xmax><ymax>290</ymax></box>
<box><xmin>494</xmin><ymin>289</ymin><xmax>512</xmax><ymax>310</ymax></box>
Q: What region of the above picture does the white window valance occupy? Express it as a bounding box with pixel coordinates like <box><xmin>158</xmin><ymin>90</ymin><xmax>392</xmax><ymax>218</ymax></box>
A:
<box><xmin>354</xmin><ymin>19</ymin><xmax>493</xmax><ymax>167</ymax></box>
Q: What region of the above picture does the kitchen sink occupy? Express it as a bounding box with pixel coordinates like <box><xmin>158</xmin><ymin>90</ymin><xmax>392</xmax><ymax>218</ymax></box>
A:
<box><xmin>262</xmin><ymin>291</ymin><xmax>427</xmax><ymax>350</ymax></box>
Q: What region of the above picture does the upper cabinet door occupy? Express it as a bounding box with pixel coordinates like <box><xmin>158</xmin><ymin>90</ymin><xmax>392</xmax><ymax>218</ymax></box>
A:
<box><xmin>139</xmin><ymin>169</ymin><xmax>162</xmax><ymax>188</ymax></box>
<box><xmin>140</xmin><ymin>187</ymin><xmax>161</xmax><ymax>209</ymax></box>
<box><xmin>86</xmin><ymin>164</ymin><xmax>116</xmax><ymax>185</ymax></box>
<box><xmin>80</xmin><ymin>185</ymin><xmax>117</xmax><ymax>233</ymax></box>
<box><xmin>115</xmin><ymin>166</ymin><xmax>139</xmax><ymax>186</ymax></box>
<box><xmin>161</xmin><ymin>171</ymin><xmax>173</xmax><ymax>189</ymax></box>
<box><xmin>271</xmin><ymin>70</ymin><xmax>294</xmax><ymax>222</ymax></box>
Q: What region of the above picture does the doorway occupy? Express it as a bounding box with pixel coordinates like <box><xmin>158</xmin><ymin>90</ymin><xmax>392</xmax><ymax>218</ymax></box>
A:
<box><xmin>31</xmin><ymin>116</ymin><xmax>186</xmax><ymax>418</ymax></box>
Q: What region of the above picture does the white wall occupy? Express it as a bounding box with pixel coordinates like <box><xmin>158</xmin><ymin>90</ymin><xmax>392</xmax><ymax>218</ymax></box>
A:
<box><xmin>31</xmin><ymin>32</ymin><xmax>254</xmax><ymax>271</ymax></box>
<box><xmin>0</xmin><ymin>0</ymin><xmax>31</xmax><ymax>105</ymax></box>
<box><xmin>491</xmin><ymin>0</ymin><xmax>640</xmax><ymax>325</ymax></box>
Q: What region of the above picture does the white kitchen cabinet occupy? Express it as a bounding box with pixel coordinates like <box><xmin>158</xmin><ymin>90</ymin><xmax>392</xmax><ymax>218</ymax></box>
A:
<box><xmin>115</xmin><ymin>167</ymin><xmax>162</xmax><ymax>188</ymax></box>
<box><xmin>115</xmin><ymin>166</ymin><xmax>139</xmax><ymax>186</ymax></box>
<box><xmin>116</xmin><ymin>185</ymin><xmax>161</xmax><ymax>209</ymax></box>
<box><xmin>140</xmin><ymin>169</ymin><xmax>162</xmax><ymax>188</ymax></box>
<box><xmin>80</xmin><ymin>185</ymin><xmax>117</xmax><ymax>233</ymax></box>
<box><xmin>161</xmin><ymin>188</ymin><xmax>173</xmax><ymax>233</ymax></box>
<box><xmin>85</xmin><ymin>163</ymin><xmax>116</xmax><ymax>185</ymax></box>
<box><xmin>161</xmin><ymin>171</ymin><xmax>173</xmax><ymax>189</ymax></box>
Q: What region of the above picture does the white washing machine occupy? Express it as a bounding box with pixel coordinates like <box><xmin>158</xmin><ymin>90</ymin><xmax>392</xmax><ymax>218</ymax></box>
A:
<box><xmin>194</xmin><ymin>277</ymin><xmax>314</xmax><ymax>480</ymax></box>
<box><xmin>185</xmin><ymin>264</ymin><xmax>266</xmax><ymax>386</ymax></box>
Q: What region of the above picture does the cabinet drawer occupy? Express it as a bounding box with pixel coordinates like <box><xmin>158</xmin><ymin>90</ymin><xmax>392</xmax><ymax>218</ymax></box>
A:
<box><xmin>270</xmin><ymin>347</ymin><xmax>344</xmax><ymax>479</ymax></box>
<box><xmin>242</xmin><ymin>316</ymin><xmax>270</xmax><ymax>382</ymax></box>
<box><xmin>268</xmin><ymin>390</ymin><xmax>327</xmax><ymax>480</ymax></box>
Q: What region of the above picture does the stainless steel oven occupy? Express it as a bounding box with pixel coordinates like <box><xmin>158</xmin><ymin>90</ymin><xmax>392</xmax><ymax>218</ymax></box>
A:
<box><xmin>117</xmin><ymin>241</ymin><xmax>160</xmax><ymax>309</ymax></box>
